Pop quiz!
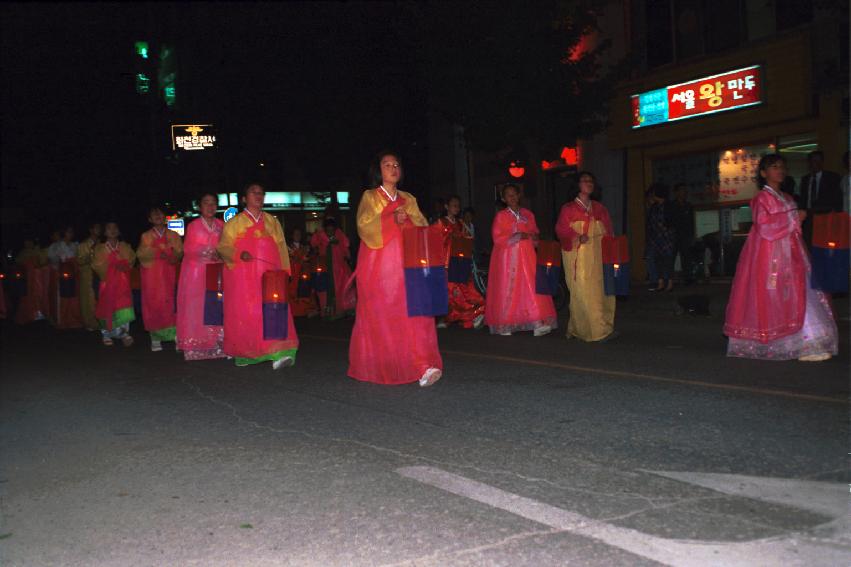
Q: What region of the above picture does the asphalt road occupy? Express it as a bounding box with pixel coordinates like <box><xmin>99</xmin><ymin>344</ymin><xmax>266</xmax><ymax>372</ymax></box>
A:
<box><xmin>1</xmin><ymin>285</ymin><xmax>848</xmax><ymax>566</ymax></box>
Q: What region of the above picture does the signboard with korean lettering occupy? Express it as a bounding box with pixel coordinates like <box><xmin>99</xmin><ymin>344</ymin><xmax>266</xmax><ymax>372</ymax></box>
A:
<box><xmin>171</xmin><ymin>124</ymin><xmax>217</xmax><ymax>152</ymax></box>
<box><xmin>632</xmin><ymin>65</ymin><xmax>762</xmax><ymax>129</ymax></box>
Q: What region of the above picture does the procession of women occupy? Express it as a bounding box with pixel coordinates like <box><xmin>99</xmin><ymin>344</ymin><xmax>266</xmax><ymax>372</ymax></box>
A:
<box><xmin>4</xmin><ymin>151</ymin><xmax>841</xmax><ymax>387</ymax></box>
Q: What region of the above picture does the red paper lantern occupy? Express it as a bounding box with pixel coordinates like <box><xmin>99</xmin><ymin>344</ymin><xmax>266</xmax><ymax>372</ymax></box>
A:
<box><xmin>602</xmin><ymin>236</ymin><xmax>630</xmax><ymax>264</ymax></box>
<box><xmin>403</xmin><ymin>226</ymin><xmax>445</xmax><ymax>269</ymax></box>
<box><xmin>205</xmin><ymin>263</ymin><xmax>223</xmax><ymax>292</ymax></box>
<box><xmin>536</xmin><ymin>240</ymin><xmax>562</xmax><ymax>267</ymax></box>
<box><xmin>450</xmin><ymin>235</ymin><xmax>473</xmax><ymax>259</ymax></box>
<box><xmin>262</xmin><ymin>270</ymin><xmax>288</xmax><ymax>303</ymax></box>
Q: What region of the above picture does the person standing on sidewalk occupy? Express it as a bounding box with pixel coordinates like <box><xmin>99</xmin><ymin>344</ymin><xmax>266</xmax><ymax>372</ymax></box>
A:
<box><xmin>137</xmin><ymin>206</ymin><xmax>183</xmax><ymax>352</ymax></box>
<box><xmin>724</xmin><ymin>154</ymin><xmax>837</xmax><ymax>362</ymax></box>
<box><xmin>669</xmin><ymin>183</ymin><xmax>695</xmax><ymax>285</ymax></box>
<box><xmin>646</xmin><ymin>183</ymin><xmax>675</xmax><ymax>292</ymax></box>
<box><xmin>556</xmin><ymin>171</ymin><xmax>617</xmax><ymax>342</ymax></box>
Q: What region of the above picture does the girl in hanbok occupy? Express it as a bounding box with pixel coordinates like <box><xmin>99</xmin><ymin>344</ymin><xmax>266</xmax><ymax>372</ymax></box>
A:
<box><xmin>217</xmin><ymin>183</ymin><xmax>299</xmax><ymax>369</ymax></box>
<box><xmin>484</xmin><ymin>184</ymin><xmax>556</xmax><ymax>336</ymax></box>
<box><xmin>176</xmin><ymin>193</ymin><xmax>226</xmax><ymax>361</ymax></box>
<box><xmin>348</xmin><ymin>151</ymin><xmax>443</xmax><ymax>386</ymax></box>
<box><xmin>556</xmin><ymin>172</ymin><xmax>617</xmax><ymax>342</ymax></box>
<box><xmin>47</xmin><ymin>226</ymin><xmax>82</xmax><ymax>329</ymax></box>
<box><xmin>137</xmin><ymin>207</ymin><xmax>183</xmax><ymax>352</ymax></box>
<box><xmin>287</xmin><ymin>228</ymin><xmax>318</xmax><ymax>318</ymax></box>
<box><xmin>93</xmin><ymin>222</ymin><xmax>135</xmax><ymax>347</ymax></box>
<box><xmin>77</xmin><ymin>222</ymin><xmax>103</xmax><ymax>330</ymax></box>
<box><xmin>724</xmin><ymin>154</ymin><xmax>838</xmax><ymax>361</ymax></box>
<box><xmin>310</xmin><ymin>218</ymin><xmax>356</xmax><ymax>319</ymax></box>
<box><xmin>14</xmin><ymin>239</ymin><xmax>47</xmax><ymax>324</ymax></box>
<box><xmin>435</xmin><ymin>195</ymin><xmax>485</xmax><ymax>329</ymax></box>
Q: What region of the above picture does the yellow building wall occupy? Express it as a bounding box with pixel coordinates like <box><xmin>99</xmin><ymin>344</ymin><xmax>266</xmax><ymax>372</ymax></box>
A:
<box><xmin>607</xmin><ymin>30</ymin><xmax>845</xmax><ymax>281</ymax></box>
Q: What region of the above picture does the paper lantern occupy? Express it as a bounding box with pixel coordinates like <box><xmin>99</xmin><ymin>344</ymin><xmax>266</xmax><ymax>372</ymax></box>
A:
<box><xmin>602</xmin><ymin>235</ymin><xmax>630</xmax><ymax>296</ymax></box>
<box><xmin>811</xmin><ymin>212</ymin><xmax>850</xmax><ymax>293</ymax></box>
<box><xmin>203</xmin><ymin>263</ymin><xmax>224</xmax><ymax>326</ymax></box>
<box><xmin>402</xmin><ymin>225</ymin><xmax>448</xmax><ymax>317</ymax></box>
<box><xmin>447</xmin><ymin>235</ymin><xmax>473</xmax><ymax>283</ymax></box>
<box><xmin>262</xmin><ymin>270</ymin><xmax>289</xmax><ymax>339</ymax></box>
<box><xmin>534</xmin><ymin>240</ymin><xmax>562</xmax><ymax>295</ymax></box>
<box><xmin>58</xmin><ymin>261</ymin><xmax>77</xmax><ymax>298</ymax></box>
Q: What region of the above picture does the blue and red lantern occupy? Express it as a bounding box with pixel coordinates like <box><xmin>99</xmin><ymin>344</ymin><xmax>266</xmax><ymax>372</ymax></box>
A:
<box><xmin>262</xmin><ymin>269</ymin><xmax>289</xmax><ymax>339</ymax></box>
<box><xmin>447</xmin><ymin>235</ymin><xmax>473</xmax><ymax>283</ymax></box>
<box><xmin>535</xmin><ymin>240</ymin><xmax>562</xmax><ymax>295</ymax></box>
<box><xmin>312</xmin><ymin>256</ymin><xmax>330</xmax><ymax>292</ymax></box>
<box><xmin>811</xmin><ymin>212</ymin><xmax>850</xmax><ymax>293</ymax></box>
<box><xmin>402</xmin><ymin>225</ymin><xmax>448</xmax><ymax>317</ymax></box>
<box><xmin>204</xmin><ymin>263</ymin><xmax>224</xmax><ymax>326</ymax></box>
<box><xmin>602</xmin><ymin>235</ymin><xmax>630</xmax><ymax>296</ymax></box>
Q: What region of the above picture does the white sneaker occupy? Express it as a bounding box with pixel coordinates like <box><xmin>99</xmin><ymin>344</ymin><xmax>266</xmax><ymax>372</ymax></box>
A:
<box><xmin>151</xmin><ymin>340</ymin><xmax>162</xmax><ymax>352</ymax></box>
<box><xmin>273</xmin><ymin>356</ymin><xmax>295</xmax><ymax>370</ymax></box>
<box><xmin>499</xmin><ymin>331</ymin><xmax>512</xmax><ymax>336</ymax></box>
<box><xmin>102</xmin><ymin>337</ymin><xmax>114</xmax><ymax>347</ymax></box>
<box><xmin>418</xmin><ymin>367</ymin><xmax>442</xmax><ymax>387</ymax></box>
<box><xmin>436</xmin><ymin>321</ymin><xmax>448</xmax><ymax>329</ymax></box>
<box><xmin>473</xmin><ymin>314</ymin><xmax>485</xmax><ymax>329</ymax></box>
<box><xmin>798</xmin><ymin>353</ymin><xmax>831</xmax><ymax>362</ymax></box>
<box><xmin>533</xmin><ymin>325</ymin><xmax>552</xmax><ymax>337</ymax></box>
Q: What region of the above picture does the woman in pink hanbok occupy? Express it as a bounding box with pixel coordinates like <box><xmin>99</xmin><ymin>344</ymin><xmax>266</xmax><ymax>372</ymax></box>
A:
<box><xmin>484</xmin><ymin>184</ymin><xmax>556</xmax><ymax>336</ymax></box>
<box><xmin>348</xmin><ymin>151</ymin><xmax>442</xmax><ymax>387</ymax></box>
<box><xmin>177</xmin><ymin>193</ymin><xmax>226</xmax><ymax>361</ymax></box>
<box><xmin>137</xmin><ymin>207</ymin><xmax>183</xmax><ymax>352</ymax></box>
<box><xmin>310</xmin><ymin>218</ymin><xmax>356</xmax><ymax>318</ymax></box>
<box><xmin>217</xmin><ymin>183</ymin><xmax>299</xmax><ymax>369</ymax></box>
<box><xmin>724</xmin><ymin>154</ymin><xmax>837</xmax><ymax>361</ymax></box>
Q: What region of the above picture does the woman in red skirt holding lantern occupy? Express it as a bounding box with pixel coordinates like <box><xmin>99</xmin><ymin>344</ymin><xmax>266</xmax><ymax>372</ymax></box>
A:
<box><xmin>434</xmin><ymin>195</ymin><xmax>485</xmax><ymax>330</ymax></box>
<box><xmin>176</xmin><ymin>192</ymin><xmax>226</xmax><ymax>361</ymax></box>
<box><xmin>217</xmin><ymin>183</ymin><xmax>299</xmax><ymax>369</ymax></box>
<box><xmin>348</xmin><ymin>151</ymin><xmax>442</xmax><ymax>386</ymax></box>
<box><xmin>484</xmin><ymin>184</ymin><xmax>556</xmax><ymax>336</ymax></box>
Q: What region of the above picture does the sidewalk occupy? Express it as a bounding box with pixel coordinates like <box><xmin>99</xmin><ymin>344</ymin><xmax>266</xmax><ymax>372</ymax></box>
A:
<box><xmin>613</xmin><ymin>279</ymin><xmax>850</xmax><ymax>323</ymax></box>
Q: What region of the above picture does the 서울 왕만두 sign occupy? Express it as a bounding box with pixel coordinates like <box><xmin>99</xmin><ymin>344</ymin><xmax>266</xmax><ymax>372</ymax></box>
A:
<box><xmin>631</xmin><ymin>65</ymin><xmax>762</xmax><ymax>129</ymax></box>
<box><xmin>171</xmin><ymin>124</ymin><xmax>217</xmax><ymax>151</ymax></box>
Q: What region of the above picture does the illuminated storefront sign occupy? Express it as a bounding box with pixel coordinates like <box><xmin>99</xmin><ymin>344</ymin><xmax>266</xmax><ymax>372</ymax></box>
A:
<box><xmin>631</xmin><ymin>65</ymin><xmax>762</xmax><ymax>129</ymax></box>
<box><xmin>171</xmin><ymin>124</ymin><xmax>217</xmax><ymax>151</ymax></box>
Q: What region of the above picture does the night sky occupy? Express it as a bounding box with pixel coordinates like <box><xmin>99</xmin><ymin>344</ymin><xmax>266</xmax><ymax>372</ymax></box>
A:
<box><xmin>2</xmin><ymin>2</ymin><xmax>429</xmax><ymax>247</ymax></box>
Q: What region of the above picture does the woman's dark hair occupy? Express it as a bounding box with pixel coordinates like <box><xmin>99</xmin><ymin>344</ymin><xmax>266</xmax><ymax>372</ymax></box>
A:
<box><xmin>568</xmin><ymin>171</ymin><xmax>602</xmax><ymax>202</ymax></box>
<box><xmin>756</xmin><ymin>153</ymin><xmax>785</xmax><ymax>187</ymax></box>
<box><xmin>323</xmin><ymin>218</ymin><xmax>337</xmax><ymax>229</ymax></box>
<box><xmin>242</xmin><ymin>181</ymin><xmax>265</xmax><ymax>196</ymax></box>
<box><xmin>198</xmin><ymin>191</ymin><xmax>218</xmax><ymax>206</ymax></box>
<box><xmin>501</xmin><ymin>183</ymin><xmax>520</xmax><ymax>197</ymax></box>
<box><xmin>445</xmin><ymin>194</ymin><xmax>461</xmax><ymax>206</ymax></box>
<box><xmin>147</xmin><ymin>205</ymin><xmax>165</xmax><ymax>217</ymax></box>
<box><xmin>463</xmin><ymin>206</ymin><xmax>475</xmax><ymax>216</ymax></box>
<box><xmin>651</xmin><ymin>182</ymin><xmax>670</xmax><ymax>201</ymax></box>
<box><xmin>368</xmin><ymin>150</ymin><xmax>402</xmax><ymax>188</ymax></box>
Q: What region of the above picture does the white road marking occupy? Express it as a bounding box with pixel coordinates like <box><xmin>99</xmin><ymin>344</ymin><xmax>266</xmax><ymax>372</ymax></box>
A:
<box><xmin>397</xmin><ymin>465</ymin><xmax>851</xmax><ymax>567</ymax></box>
<box><xmin>644</xmin><ymin>470</ymin><xmax>847</xmax><ymax>520</ymax></box>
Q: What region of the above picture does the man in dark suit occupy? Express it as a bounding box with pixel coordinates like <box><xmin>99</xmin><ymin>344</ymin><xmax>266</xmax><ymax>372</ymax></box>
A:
<box><xmin>798</xmin><ymin>150</ymin><xmax>842</xmax><ymax>244</ymax></box>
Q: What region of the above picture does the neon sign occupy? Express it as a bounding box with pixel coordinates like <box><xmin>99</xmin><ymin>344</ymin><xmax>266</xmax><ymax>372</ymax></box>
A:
<box><xmin>171</xmin><ymin>124</ymin><xmax>217</xmax><ymax>151</ymax></box>
<box><xmin>631</xmin><ymin>65</ymin><xmax>762</xmax><ymax>129</ymax></box>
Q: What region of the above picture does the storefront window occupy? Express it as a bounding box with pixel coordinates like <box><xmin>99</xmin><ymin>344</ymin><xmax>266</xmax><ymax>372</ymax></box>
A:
<box><xmin>778</xmin><ymin>133</ymin><xmax>818</xmax><ymax>196</ymax></box>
